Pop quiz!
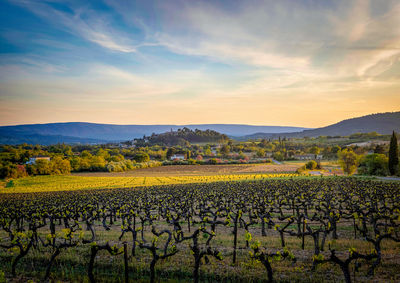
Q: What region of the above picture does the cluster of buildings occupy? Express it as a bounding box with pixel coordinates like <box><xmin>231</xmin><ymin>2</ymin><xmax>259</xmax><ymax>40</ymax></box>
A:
<box><xmin>292</xmin><ymin>154</ymin><xmax>323</xmax><ymax>160</ymax></box>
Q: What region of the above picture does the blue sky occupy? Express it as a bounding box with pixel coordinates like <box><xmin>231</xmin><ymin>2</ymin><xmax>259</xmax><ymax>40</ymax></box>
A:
<box><xmin>1</xmin><ymin>0</ymin><xmax>399</xmax><ymax>127</ymax></box>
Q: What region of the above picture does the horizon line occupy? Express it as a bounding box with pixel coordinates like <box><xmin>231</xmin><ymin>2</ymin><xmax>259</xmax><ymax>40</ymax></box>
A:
<box><xmin>0</xmin><ymin>121</ymin><xmax>312</xmax><ymax>128</ymax></box>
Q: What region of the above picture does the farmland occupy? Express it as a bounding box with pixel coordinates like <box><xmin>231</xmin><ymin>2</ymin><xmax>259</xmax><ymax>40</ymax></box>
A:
<box><xmin>0</xmin><ymin>177</ymin><xmax>399</xmax><ymax>282</ymax></box>
<box><xmin>72</xmin><ymin>163</ymin><xmax>302</xmax><ymax>177</ymax></box>
<box><xmin>0</xmin><ymin>162</ymin><xmax>343</xmax><ymax>194</ymax></box>
<box><xmin>0</xmin><ymin>173</ymin><xmax>297</xmax><ymax>194</ymax></box>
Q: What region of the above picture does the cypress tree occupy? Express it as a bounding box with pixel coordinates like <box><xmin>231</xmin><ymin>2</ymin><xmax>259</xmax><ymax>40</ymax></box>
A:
<box><xmin>388</xmin><ymin>131</ymin><xmax>399</xmax><ymax>175</ymax></box>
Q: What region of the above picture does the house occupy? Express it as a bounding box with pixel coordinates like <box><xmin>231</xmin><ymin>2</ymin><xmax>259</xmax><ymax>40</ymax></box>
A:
<box><xmin>265</xmin><ymin>152</ymin><xmax>273</xmax><ymax>158</ymax></box>
<box><xmin>26</xmin><ymin>156</ymin><xmax>51</xmax><ymax>165</ymax></box>
<box><xmin>170</xmin><ymin>154</ymin><xmax>186</xmax><ymax>160</ymax></box>
<box><xmin>293</xmin><ymin>154</ymin><xmax>323</xmax><ymax>160</ymax></box>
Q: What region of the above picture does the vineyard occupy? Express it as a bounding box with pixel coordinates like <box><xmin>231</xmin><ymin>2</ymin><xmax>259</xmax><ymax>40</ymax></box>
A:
<box><xmin>0</xmin><ymin>173</ymin><xmax>296</xmax><ymax>194</ymax></box>
<box><xmin>0</xmin><ymin>178</ymin><xmax>399</xmax><ymax>282</ymax></box>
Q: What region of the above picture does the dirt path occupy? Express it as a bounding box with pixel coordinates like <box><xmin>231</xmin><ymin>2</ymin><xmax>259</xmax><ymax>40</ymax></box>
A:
<box><xmin>378</xmin><ymin>176</ymin><xmax>400</xmax><ymax>181</ymax></box>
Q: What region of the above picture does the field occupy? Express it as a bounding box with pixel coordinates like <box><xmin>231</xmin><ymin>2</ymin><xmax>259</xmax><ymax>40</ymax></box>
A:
<box><xmin>72</xmin><ymin>163</ymin><xmax>301</xmax><ymax>177</ymax></box>
<box><xmin>1</xmin><ymin>162</ymin><xmax>346</xmax><ymax>194</ymax></box>
<box><xmin>0</xmin><ymin>173</ymin><xmax>297</xmax><ymax>194</ymax></box>
<box><xmin>0</xmin><ymin>177</ymin><xmax>399</xmax><ymax>283</ymax></box>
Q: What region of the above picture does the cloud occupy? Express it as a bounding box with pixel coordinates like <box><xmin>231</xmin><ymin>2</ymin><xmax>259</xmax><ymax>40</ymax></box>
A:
<box><xmin>150</xmin><ymin>0</ymin><xmax>400</xmax><ymax>81</ymax></box>
<box><xmin>2</xmin><ymin>0</ymin><xmax>400</xmax><ymax>126</ymax></box>
<box><xmin>152</xmin><ymin>1</ymin><xmax>315</xmax><ymax>69</ymax></box>
<box><xmin>157</xmin><ymin>35</ymin><xmax>310</xmax><ymax>69</ymax></box>
<box><xmin>332</xmin><ymin>2</ymin><xmax>400</xmax><ymax>79</ymax></box>
<box><xmin>9</xmin><ymin>0</ymin><xmax>139</xmax><ymax>53</ymax></box>
<box><xmin>332</xmin><ymin>0</ymin><xmax>370</xmax><ymax>42</ymax></box>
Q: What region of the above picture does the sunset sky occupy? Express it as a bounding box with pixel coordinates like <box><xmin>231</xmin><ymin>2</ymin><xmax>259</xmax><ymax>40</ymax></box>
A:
<box><xmin>1</xmin><ymin>0</ymin><xmax>399</xmax><ymax>127</ymax></box>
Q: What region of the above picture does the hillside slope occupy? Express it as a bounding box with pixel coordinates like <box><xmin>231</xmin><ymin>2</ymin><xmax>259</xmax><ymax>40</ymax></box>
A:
<box><xmin>0</xmin><ymin>123</ymin><xmax>308</xmax><ymax>144</ymax></box>
<box><xmin>243</xmin><ymin>112</ymin><xmax>400</xmax><ymax>139</ymax></box>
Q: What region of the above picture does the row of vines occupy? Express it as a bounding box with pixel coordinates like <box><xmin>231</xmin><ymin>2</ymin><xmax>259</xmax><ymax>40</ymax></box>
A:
<box><xmin>0</xmin><ymin>178</ymin><xmax>399</xmax><ymax>282</ymax></box>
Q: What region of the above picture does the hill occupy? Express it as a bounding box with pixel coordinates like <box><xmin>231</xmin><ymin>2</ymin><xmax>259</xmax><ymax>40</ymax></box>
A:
<box><xmin>2</xmin><ymin>112</ymin><xmax>397</xmax><ymax>144</ymax></box>
<box><xmin>0</xmin><ymin>123</ymin><xmax>308</xmax><ymax>144</ymax></box>
<box><xmin>135</xmin><ymin>127</ymin><xmax>228</xmax><ymax>146</ymax></box>
<box><xmin>242</xmin><ymin>112</ymin><xmax>400</xmax><ymax>139</ymax></box>
<box><xmin>0</xmin><ymin>132</ymin><xmax>107</xmax><ymax>145</ymax></box>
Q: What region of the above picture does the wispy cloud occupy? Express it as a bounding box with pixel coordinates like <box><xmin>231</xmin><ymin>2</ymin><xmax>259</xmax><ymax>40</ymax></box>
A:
<box><xmin>9</xmin><ymin>0</ymin><xmax>139</xmax><ymax>53</ymax></box>
<box><xmin>1</xmin><ymin>0</ymin><xmax>400</xmax><ymax>126</ymax></box>
<box><xmin>332</xmin><ymin>0</ymin><xmax>371</xmax><ymax>42</ymax></box>
<box><xmin>150</xmin><ymin>0</ymin><xmax>400</xmax><ymax>81</ymax></box>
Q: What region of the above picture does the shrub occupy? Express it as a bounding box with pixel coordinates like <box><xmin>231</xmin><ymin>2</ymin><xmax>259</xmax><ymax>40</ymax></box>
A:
<box><xmin>31</xmin><ymin>159</ymin><xmax>52</xmax><ymax>175</ymax></box>
<box><xmin>296</xmin><ymin>165</ymin><xmax>307</xmax><ymax>174</ymax></box>
<box><xmin>133</xmin><ymin>152</ymin><xmax>150</xmax><ymax>163</ymax></box>
<box><xmin>50</xmin><ymin>156</ymin><xmax>71</xmax><ymax>174</ymax></box>
<box><xmin>358</xmin><ymin>154</ymin><xmax>389</xmax><ymax>176</ymax></box>
<box><xmin>0</xmin><ymin>163</ymin><xmax>28</xmax><ymax>179</ymax></box>
<box><xmin>273</xmin><ymin>152</ymin><xmax>284</xmax><ymax>161</ymax></box>
<box><xmin>305</xmin><ymin>160</ymin><xmax>317</xmax><ymax>170</ymax></box>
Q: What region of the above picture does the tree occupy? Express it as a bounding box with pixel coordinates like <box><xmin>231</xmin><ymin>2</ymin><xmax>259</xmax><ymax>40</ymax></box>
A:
<box><xmin>388</xmin><ymin>131</ymin><xmax>399</xmax><ymax>175</ymax></box>
<box><xmin>338</xmin><ymin>149</ymin><xmax>359</xmax><ymax>175</ymax></box>
<box><xmin>305</xmin><ymin>160</ymin><xmax>317</xmax><ymax>170</ymax></box>
<box><xmin>133</xmin><ymin>152</ymin><xmax>150</xmax><ymax>163</ymax></box>
<box><xmin>373</xmin><ymin>144</ymin><xmax>385</xmax><ymax>154</ymax></box>
<box><xmin>358</xmin><ymin>154</ymin><xmax>388</xmax><ymax>176</ymax></box>
<box><xmin>204</xmin><ymin>148</ymin><xmax>212</xmax><ymax>156</ymax></box>
<box><xmin>89</xmin><ymin>156</ymin><xmax>107</xmax><ymax>171</ymax></box>
<box><xmin>33</xmin><ymin>159</ymin><xmax>52</xmax><ymax>175</ymax></box>
<box><xmin>256</xmin><ymin>149</ymin><xmax>265</xmax><ymax>158</ymax></box>
<box><xmin>260</xmin><ymin>139</ymin><xmax>268</xmax><ymax>148</ymax></box>
<box><xmin>81</xmin><ymin>150</ymin><xmax>92</xmax><ymax>158</ymax></box>
<box><xmin>110</xmin><ymin>154</ymin><xmax>124</xmax><ymax>162</ymax></box>
<box><xmin>309</xmin><ymin>146</ymin><xmax>320</xmax><ymax>155</ymax></box>
<box><xmin>0</xmin><ymin>163</ymin><xmax>27</xmax><ymax>179</ymax></box>
<box><xmin>96</xmin><ymin>148</ymin><xmax>111</xmax><ymax>161</ymax></box>
<box><xmin>185</xmin><ymin>150</ymin><xmax>191</xmax><ymax>159</ymax></box>
<box><xmin>50</xmin><ymin>156</ymin><xmax>72</xmax><ymax>174</ymax></box>
<box><xmin>331</xmin><ymin>145</ymin><xmax>341</xmax><ymax>154</ymax></box>
<box><xmin>220</xmin><ymin>144</ymin><xmax>230</xmax><ymax>157</ymax></box>
<box><xmin>166</xmin><ymin>148</ymin><xmax>176</xmax><ymax>160</ymax></box>
<box><xmin>273</xmin><ymin>152</ymin><xmax>284</xmax><ymax>161</ymax></box>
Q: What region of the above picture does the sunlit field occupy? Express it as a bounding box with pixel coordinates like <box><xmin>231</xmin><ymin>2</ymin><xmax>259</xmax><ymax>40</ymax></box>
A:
<box><xmin>0</xmin><ymin>173</ymin><xmax>297</xmax><ymax>193</ymax></box>
<box><xmin>72</xmin><ymin>163</ymin><xmax>301</xmax><ymax>177</ymax></box>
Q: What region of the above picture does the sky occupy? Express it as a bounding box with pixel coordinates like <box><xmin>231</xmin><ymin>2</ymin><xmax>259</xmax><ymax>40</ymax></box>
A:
<box><xmin>0</xmin><ymin>0</ymin><xmax>400</xmax><ymax>128</ymax></box>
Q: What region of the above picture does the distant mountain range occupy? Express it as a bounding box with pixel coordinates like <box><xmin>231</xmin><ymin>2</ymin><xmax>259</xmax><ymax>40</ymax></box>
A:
<box><xmin>0</xmin><ymin>123</ymin><xmax>308</xmax><ymax>145</ymax></box>
<box><xmin>242</xmin><ymin>112</ymin><xmax>400</xmax><ymax>140</ymax></box>
<box><xmin>0</xmin><ymin>111</ymin><xmax>398</xmax><ymax>145</ymax></box>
